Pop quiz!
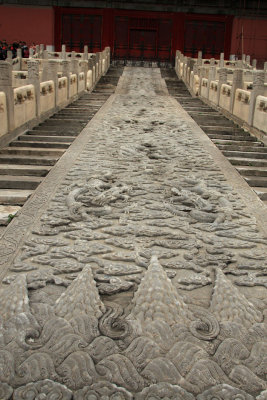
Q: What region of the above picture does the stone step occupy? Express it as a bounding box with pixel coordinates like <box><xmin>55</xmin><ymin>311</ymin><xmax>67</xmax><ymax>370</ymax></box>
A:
<box><xmin>236</xmin><ymin>166</ymin><xmax>267</xmax><ymax>177</ymax></box>
<box><xmin>0</xmin><ymin>164</ymin><xmax>51</xmax><ymax>176</ymax></box>
<box><xmin>208</xmin><ymin>134</ymin><xmax>257</xmax><ymax>141</ymax></box>
<box><xmin>0</xmin><ymin>147</ymin><xmax>65</xmax><ymax>157</ymax></box>
<box><xmin>50</xmin><ymin>116</ymin><xmax>89</xmax><ymax>122</ymax></box>
<box><xmin>218</xmin><ymin>144</ymin><xmax>266</xmax><ymax>152</ymax></box>
<box><xmin>0</xmin><ymin>155</ymin><xmax>58</xmax><ymax>165</ymax></box>
<box><xmin>40</xmin><ymin>120</ymin><xmax>86</xmax><ymax>126</ymax></box>
<box><xmin>0</xmin><ymin>189</ymin><xmax>33</xmax><ymax>205</ymax></box>
<box><xmin>244</xmin><ymin>176</ymin><xmax>267</xmax><ymax>188</ymax></box>
<box><xmin>197</xmin><ymin>119</ymin><xmax>236</xmax><ymax>127</ymax></box>
<box><xmin>253</xmin><ymin>187</ymin><xmax>267</xmax><ymax>200</ymax></box>
<box><xmin>28</xmin><ymin>129</ymin><xmax>79</xmax><ymax>136</ymax></box>
<box><xmin>20</xmin><ymin>135</ymin><xmax>75</xmax><ymax>143</ymax></box>
<box><xmin>201</xmin><ymin>126</ymin><xmax>242</xmax><ymax>133</ymax></box>
<box><xmin>10</xmin><ymin>140</ymin><xmax>70</xmax><ymax>149</ymax></box>
<box><xmin>0</xmin><ymin>175</ymin><xmax>42</xmax><ymax>190</ymax></box>
<box><xmin>228</xmin><ymin>157</ymin><xmax>267</xmax><ymax>167</ymax></box>
<box><xmin>213</xmin><ymin>139</ymin><xmax>261</xmax><ymax>146</ymax></box>
<box><xmin>223</xmin><ymin>150</ymin><xmax>267</xmax><ymax>159</ymax></box>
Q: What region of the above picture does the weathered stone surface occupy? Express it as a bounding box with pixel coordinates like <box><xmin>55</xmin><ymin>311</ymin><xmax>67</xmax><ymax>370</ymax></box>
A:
<box><xmin>0</xmin><ymin>68</ymin><xmax>266</xmax><ymax>397</ymax></box>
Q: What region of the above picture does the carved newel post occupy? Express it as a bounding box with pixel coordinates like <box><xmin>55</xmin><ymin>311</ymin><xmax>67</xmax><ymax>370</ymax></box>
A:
<box><xmin>197</xmin><ymin>51</ymin><xmax>202</xmax><ymax>67</ymax></box>
<box><xmin>61</xmin><ymin>45</ymin><xmax>66</xmax><ymax>60</ymax></box>
<box><xmin>83</xmin><ymin>45</ymin><xmax>88</xmax><ymax>61</ymax></box>
<box><xmin>207</xmin><ymin>66</ymin><xmax>216</xmax><ymax>98</ymax></box>
<box><xmin>248</xmin><ymin>71</ymin><xmax>265</xmax><ymax>126</ymax></box>
<box><xmin>62</xmin><ymin>60</ymin><xmax>71</xmax><ymax>99</ymax></box>
<box><xmin>219</xmin><ymin>53</ymin><xmax>224</xmax><ymax>68</ymax></box>
<box><xmin>48</xmin><ymin>60</ymin><xmax>59</xmax><ymax>106</ymax></box>
<box><xmin>217</xmin><ymin>68</ymin><xmax>227</xmax><ymax>106</ymax></box>
<box><xmin>230</xmin><ymin>68</ymin><xmax>243</xmax><ymax>113</ymax></box>
<box><xmin>27</xmin><ymin>59</ymin><xmax>40</xmax><ymax>117</ymax></box>
<box><xmin>0</xmin><ymin>61</ymin><xmax>14</xmax><ymax>131</ymax></box>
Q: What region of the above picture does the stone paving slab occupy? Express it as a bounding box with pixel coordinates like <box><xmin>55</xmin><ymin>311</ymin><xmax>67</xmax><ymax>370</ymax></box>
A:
<box><xmin>0</xmin><ymin>68</ymin><xmax>266</xmax><ymax>399</ymax></box>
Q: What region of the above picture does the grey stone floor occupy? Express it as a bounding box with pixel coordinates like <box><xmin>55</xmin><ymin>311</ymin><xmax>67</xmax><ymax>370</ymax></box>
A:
<box><xmin>0</xmin><ymin>68</ymin><xmax>266</xmax><ymax>399</ymax></box>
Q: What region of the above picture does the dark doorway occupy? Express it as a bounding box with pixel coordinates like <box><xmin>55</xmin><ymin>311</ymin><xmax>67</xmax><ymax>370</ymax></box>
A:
<box><xmin>114</xmin><ymin>15</ymin><xmax>172</xmax><ymax>62</ymax></box>
<box><xmin>61</xmin><ymin>13</ymin><xmax>102</xmax><ymax>53</ymax></box>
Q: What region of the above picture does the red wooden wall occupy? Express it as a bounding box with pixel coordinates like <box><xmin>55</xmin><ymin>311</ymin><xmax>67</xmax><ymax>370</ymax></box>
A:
<box><xmin>0</xmin><ymin>5</ymin><xmax>54</xmax><ymax>46</ymax></box>
<box><xmin>54</xmin><ymin>7</ymin><xmax>233</xmax><ymax>62</ymax></box>
<box><xmin>1</xmin><ymin>5</ymin><xmax>266</xmax><ymax>65</ymax></box>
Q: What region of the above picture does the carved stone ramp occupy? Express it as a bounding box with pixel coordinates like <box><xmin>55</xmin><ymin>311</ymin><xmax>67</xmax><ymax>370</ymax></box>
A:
<box><xmin>0</xmin><ymin>67</ymin><xmax>266</xmax><ymax>400</ymax></box>
<box><xmin>0</xmin><ymin>66</ymin><xmax>123</xmax><ymax>225</ymax></box>
<box><xmin>162</xmin><ymin>68</ymin><xmax>267</xmax><ymax>206</ymax></box>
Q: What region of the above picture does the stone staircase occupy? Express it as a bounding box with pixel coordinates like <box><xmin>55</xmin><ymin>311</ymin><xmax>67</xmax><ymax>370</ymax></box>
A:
<box><xmin>0</xmin><ymin>66</ymin><xmax>123</xmax><ymax>225</ymax></box>
<box><xmin>161</xmin><ymin>68</ymin><xmax>267</xmax><ymax>205</ymax></box>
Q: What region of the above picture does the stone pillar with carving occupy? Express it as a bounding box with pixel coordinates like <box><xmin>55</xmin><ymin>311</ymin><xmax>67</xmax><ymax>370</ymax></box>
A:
<box><xmin>87</xmin><ymin>58</ymin><xmax>94</xmax><ymax>88</ymax></box>
<box><xmin>48</xmin><ymin>60</ymin><xmax>59</xmax><ymax>105</ymax></box>
<box><xmin>70</xmin><ymin>56</ymin><xmax>79</xmax><ymax>94</ymax></box>
<box><xmin>197</xmin><ymin>51</ymin><xmax>202</xmax><ymax>67</ymax></box>
<box><xmin>217</xmin><ymin>67</ymin><xmax>227</xmax><ymax>105</ymax></box>
<box><xmin>17</xmin><ymin>48</ymin><xmax>22</xmax><ymax>70</ymax></box>
<box><xmin>95</xmin><ymin>52</ymin><xmax>100</xmax><ymax>80</ymax></box>
<box><xmin>80</xmin><ymin>60</ymin><xmax>89</xmax><ymax>89</ymax></box>
<box><xmin>187</xmin><ymin>58</ymin><xmax>195</xmax><ymax>86</ymax></box>
<box><xmin>0</xmin><ymin>61</ymin><xmax>14</xmax><ymax>131</ymax></box>
<box><xmin>198</xmin><ymin>66</ymin><xmax>205</xmax><ymax>97</ymax></box>
<box><xmin>248</xmin><ymin>71</ymin><xmax>265</xmax><ymax>126</ymax></box>
<box><xmin>62</xmin><ymin>60</ymin><xmax>71</xmax><ymax>99</ymax></box>
<box><xmin>40</xmin><ymin>44</ymin><xmax>45</xmax><ymax>58</ymax></box>
<box><xmin>230</xmin><ymin>68</ymin><xmax>243</xmax><ymax>113</ymax></box>
<box><xmin>219</xmin><ymin>53</ymin><xmax>224</xmax><ymax>68</ymax></box>
<box><xmin>207</xmin><ymin>66</ymin><xmax>216</xmax><ymax>99</ymax></box>
<box><xmin>83</xmin><ymin>45</ymin><xmax>88</xmax><ymax>61</ymax></box>
<box><xmin>27</xmin><ymin>59</ymin><xmax>40</xmax><ymax>117</ymax></box>
<box><xmin>61</xmin><ymin>45</ymin><xmax>66</xmax><ymax>60</ymax></box>
<box><xmin>6</xmin><ymin>51</ymin><xmax>12</xmax><ymax>65</ymax></box>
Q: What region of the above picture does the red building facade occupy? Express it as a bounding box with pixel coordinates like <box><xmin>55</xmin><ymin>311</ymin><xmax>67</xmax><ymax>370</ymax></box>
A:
<box><xmin>0</xmin><ymin>4</ymin><xmax>266</xmax><ymax>65</ymax></box>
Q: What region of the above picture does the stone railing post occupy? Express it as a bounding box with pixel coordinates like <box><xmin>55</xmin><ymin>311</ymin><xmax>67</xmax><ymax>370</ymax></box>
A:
<box><xmin>16</xmin><ymin>48</ymin><xmax>22</xmax><ymax>69</ymax></box>
<box><xmin>252</xmin><ymin>59</ymin><xmax>257</xmax><ymax>69</ymax></box>
<box><xmin>80</xmin><ymin>60</ymin><xmax>89</xmax><ymax>81</ymax></box>
<box><xmin>0</xmin><ymin>61</ymin><xmax>14</xmax><ymax>131</ymax></box>
<box><xmin>89</xmin><ymin>56</ymin><xmax>96</xmax><ymax>84</ymax></box>
<box><xmin>70</xmin><ymin>57</ymin><xmax>79</xmax><ymax>93</ymax></box>
<box><xmin>95</xmin><ymin>53</ymin><xmax>100</xmax><ymax>80</ymax></box>
<box><xmin>6</xmin><ymin>51</ymin><xmax>12</xmax><ymax>65</ymax></box>
<box><xmin>197</xmin><ymin>51</ymin><xmax>202</xmax><ymax>66</ymax></box>
<box><xmin>248</xmin><ymin>71</ymin><xmax>265</xmax><ymax>126</ymax></box>
<box><xmin>187</xmin><ymin>58</ymin><xmax>194</xmax><ymax>86</ymax></box>
<box><xmin>62</xmin><ymin>60</ymin><xmax>71</xmax><ymax>98</ymax></box>
<box><xmin>29</xmin><ymin>48</ymin><xmax>34</xmax><ymax>58</ymax></box>
<box><xmin>40</xmin><ymin>44</ymin><xmax>44</xmax><ymax>58</ymax></box>
<box><xmin>106</xmin><ymin>47</ymin><xmax>111</xmax><ymax>70</ymax></box>
<box><xmin>217</xmin><ymin>67</ymin><xmax>227</xmax><ymax>105</ymax></box>
<box><xmin>83</xmin><ymin>45</ymin><xmax>88</xmax><ymax>61</ymax></box>
<box><xmin>61</xmin><ymin>45</ymin><xmax>66</xmax><ymax>60</ymax></box>
<box><xmin>246</xmin><ymin>55</ymin><xmax>251</xmax><ymax>66</ymax></box>
<box><xmin>230</xmin><ymin>68</ymin><xmax>243</xmax><ymax>113</ymax></box>
<box><xmin>48</xmin><ymin>60</ymin><xmax>59</xmax><ymax>105</ymax></box>
<box><xmin>198</xmin><ymin>66</ymin><xmax>206</xmax><ymax>96</ymax></box>
<box><xmin>35</xmin><ymin>45</ymin><xmax>40</xmax><ymax>57</ymax></box>
<box><xmin>219</xmin><ymin>53</ymin><xmax>224</xmax><ymax>68</ymax></box>
<box><xmin>27</xmin><ymin>59</ymin><xmax>40</xmax><ymax>117</ymax></box>
<box><xmin>207</xmin><ymin>65</ymin><xmax>216</xmax><ymax>98</ymax></box>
